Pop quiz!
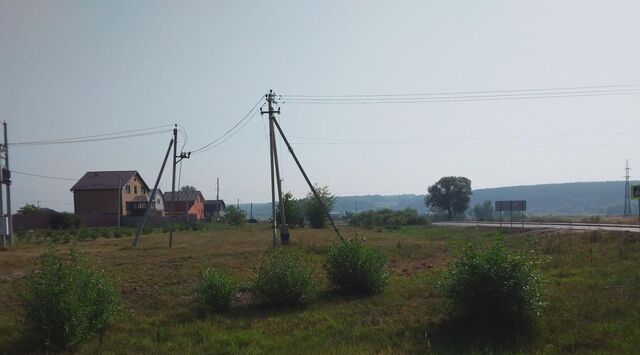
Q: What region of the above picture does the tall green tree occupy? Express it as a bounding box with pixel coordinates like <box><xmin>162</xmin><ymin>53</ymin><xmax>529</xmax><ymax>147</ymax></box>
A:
<box><xmin>18</xmin><ymin>203</ymin><xmax>44</xmax><ymax>214</ymax></box>
<box><xmin>225</xmin><ymin>205</ymin><xmax>246</xmax><ymax>227</ymax></box>
<box><xmin>179</xmin><ymin>185</ymin><xmax>197</xmax><ymax>192</ymax></box>
<box><xmin>473</xmin><ymin>200</ymin><xmax>495</xmax><ymax>221</ymax></box>
<box><xmin>278</xmin><ymin>192</ymin><xmax>304</xmax><ymax>228</ymax></box>
<box><xmin>303</xmin><ymin>185</ymin><xmax>336</xmax><ymax>229</ymax></box>
<box><xmin>425</xmin><ymin>176</ymin><xmax>472</xmax><ymax>220</ymax></box>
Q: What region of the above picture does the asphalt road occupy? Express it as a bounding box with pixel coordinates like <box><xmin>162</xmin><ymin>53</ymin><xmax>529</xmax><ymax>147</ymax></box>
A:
<box><xmin>433</xmin><ymin>221</ymin><xmax>640</xmax><ymax>233</ymax></box>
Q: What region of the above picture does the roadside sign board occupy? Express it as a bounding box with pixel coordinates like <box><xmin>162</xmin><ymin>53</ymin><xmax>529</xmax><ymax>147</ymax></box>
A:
<box><xmin>632</xmin><ymin>185</ymin><xmax>640</xmax><ymax>200</ymax></box>
<box><xmin>495</xmin><ymin>200</ymin><xmax>527</xmax><ymax>212</ymax></box>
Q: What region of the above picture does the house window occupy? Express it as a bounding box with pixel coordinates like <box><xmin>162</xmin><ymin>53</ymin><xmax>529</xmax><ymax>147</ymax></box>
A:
<box><xmin>125</xmin><ymin>185</ymin><xmax>131</xmax><ymax>193</ymax></box>
<box><xmin>142</xmin><ymin>187</ymin><xmax>146</xmax><ymax>194</ymax></box>
<box><xmin>134</xmin><ymin>186</ymin><xmax>138</xmax><ymax>194</ymax></box>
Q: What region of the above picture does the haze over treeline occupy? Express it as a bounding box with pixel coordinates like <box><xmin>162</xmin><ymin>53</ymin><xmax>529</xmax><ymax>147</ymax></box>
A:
<box><xmin>240</xmin><ymin>181</ymin><xmax>639</xmax><ymax>219</ymax></box>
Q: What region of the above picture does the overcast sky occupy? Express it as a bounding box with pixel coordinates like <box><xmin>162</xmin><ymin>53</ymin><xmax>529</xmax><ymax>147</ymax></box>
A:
<box><xmin>1</xmin><ymin>1</ymin><xmax>639</xmax><ymax>212</ymax></box>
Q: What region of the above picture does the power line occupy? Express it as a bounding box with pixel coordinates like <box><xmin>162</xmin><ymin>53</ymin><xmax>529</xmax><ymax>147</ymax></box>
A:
<box><xmin>290</xmin><ymin>129</ymin><xmax>640</xmax><ymax>145</ymax></box>
<box><xmin>190</xmin><ymin>96</ymin><xmax>264</xmax><ymax>155</ymax></box>
<box><xmin>10</xmin><ymin>129</ymin><xmax>171</xmax><ymax>147</ymax></box>
<box><xmin>281</xmin><ymin>89</ymin><xmax>636</xmax><ymax>102</ymax></box>
<box><xmin>12</xmin><ymin>170</ymin><xmax>77</xmax><ymax>181</ymax></box>
<box><xmin>281</xmin><ymin>90</ymin><xmax>639</xmax><ymax>105</ymax></box>
<box><xmin>177</xmin><ymin>124</ymin><xmax>189</xmax><ymax>151</ymax></box>
<box><xmin>281</xmin><ymin>84</ymin><xmax>639</xmax><ymax>98</ymax></box>
<box><xmin>192</xmin><ymin>110</ymin><xmax>261</xmax><ymax>155</ymax></box>
<box><xmin>10</xmin><ymin>124</ymin><xmax>173</xmax><ymax>146</ymax></box>
<box><xmin>288</xmin><ymin>139</ymin><xmax>635</xmax><ymax>148</ymax></box>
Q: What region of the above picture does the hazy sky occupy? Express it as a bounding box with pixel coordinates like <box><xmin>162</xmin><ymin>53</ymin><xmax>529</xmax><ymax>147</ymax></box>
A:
<box><xmin>1</xmin><ymin>1</ymin><xmax>639</xmax><ymax>212</ymax></box>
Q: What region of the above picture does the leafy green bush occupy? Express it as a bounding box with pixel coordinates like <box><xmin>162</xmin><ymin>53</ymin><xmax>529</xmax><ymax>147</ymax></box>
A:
<box><xmin>50</xmin><ymin>212</ymin><xmax>82</xmax><ymax>230</ymax></box>
<box><xmin>225</xmin><ymin>205</ymin><xmax>247</xmax><ymax>227</ymax></box>
<box><xmin>347</xmin><ymin>208</ymin><xmax>427</xmax><ymax>229</ymax></box>
<box><xmin>440</xmin><ymin>240</ymin><xmax>546</xmax><ymax>329</ymax></box>
<box><xmin>324</xmin><ymin>239</ymin><xmax>389</xmax><ymax>295</ymax></box>
<box><xmin>302</xmin><ymin>185</ymin><xmax>336</xmax><ymax>229</ymax></box>
<box><xmin>194</xmin><ymin>268</ymin><xmax>236</xmax><ymax>313</ymax></box>
<box><xmin>252</xmin><ymin>247</ymin><xmax>317</xmax><ymax>307</ymax></box>
<box><xmin>21</xmin><ymin>248</ymin><xmax>121</xmax><ymax>350</ymax></box>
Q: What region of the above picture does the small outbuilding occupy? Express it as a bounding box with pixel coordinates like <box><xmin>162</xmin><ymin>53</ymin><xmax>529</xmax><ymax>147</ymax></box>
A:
<box><xmin>204</xmin><ymin>200</ymin><xmax>226</xmax><ymax>219</ymax></box>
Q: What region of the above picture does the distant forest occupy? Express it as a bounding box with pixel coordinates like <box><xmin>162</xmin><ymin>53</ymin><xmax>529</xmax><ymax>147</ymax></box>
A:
<box><xmin>239</xmin><ymin>181</ymin><xmax>639</xmax><ymax>219</ymax></box>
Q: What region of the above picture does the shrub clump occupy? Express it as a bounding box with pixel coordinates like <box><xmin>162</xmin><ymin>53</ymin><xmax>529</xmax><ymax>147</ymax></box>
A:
<box><xmin>346</xmin><ymin>208</ymin><xmax>428</xmax><ymax>230</ymax></box>
<box><xmin>21</xmin><ymin>248</ymin><xmax>121</xmax><ymax>350</ymax></box>
<box><xmin>324</xmin><ymin>238</ymin><xmax>389</xmax><ymax>295</ymax></box>
<box><xmin>194</xmin><ymin>268</ymin><xmax>236</xmax><ymax>313</ymax></box>
<box><xmin>440</xmin><ymin>241</ymin><xmax>546</xmax><ymax>330</ymax></box>
<box><xmin>252</xmin><ymin>247</ymin><xmax>317</xmax><ymax>307</ymax></box>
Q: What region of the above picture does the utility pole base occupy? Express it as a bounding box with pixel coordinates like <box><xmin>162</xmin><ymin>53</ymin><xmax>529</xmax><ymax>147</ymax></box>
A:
<box><xmin>279</xmin><ymin>224</ymin><xmax>290</xmax><ymax>245</ymax></box>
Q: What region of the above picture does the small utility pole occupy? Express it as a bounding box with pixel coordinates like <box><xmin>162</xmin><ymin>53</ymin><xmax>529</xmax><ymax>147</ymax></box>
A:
<box><xmin>624</xmin><ymin>160</ymin><xmax>632</xmax><ymax>217</ymax></box>
<box><xmin>117</xmin><ymin>174</ymin><xmax>121</xmax><ymax>227</ymax></box>
<box><xmin>216</xmin><ymin>177</ymin><xmax>221</xmax><ymax>217</ymax></box>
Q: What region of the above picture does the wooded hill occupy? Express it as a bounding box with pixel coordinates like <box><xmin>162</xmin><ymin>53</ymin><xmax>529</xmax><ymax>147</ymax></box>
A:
<box><xmin>239</xmin><ymin>181</ymin><xmax>639</xmax><ymax>219</ymax></box>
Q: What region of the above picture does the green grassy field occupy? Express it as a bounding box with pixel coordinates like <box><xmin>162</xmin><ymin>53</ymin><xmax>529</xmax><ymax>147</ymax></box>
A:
<box><xmin>1</xmin><ymin>224</ymin><xmax>639</xmax><ymax>354</ymax></box>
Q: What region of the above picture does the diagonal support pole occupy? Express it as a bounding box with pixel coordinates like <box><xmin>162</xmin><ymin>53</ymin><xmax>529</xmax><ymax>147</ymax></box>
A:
<box><xmin>271</xmin><ymin>117</ymin><xmax>344</xmax><ymax>242</ymax></box>
<box><xmin>133</xmin><ymin>138</ymin><xmax>174</xmax><ymax>246</ymax></box>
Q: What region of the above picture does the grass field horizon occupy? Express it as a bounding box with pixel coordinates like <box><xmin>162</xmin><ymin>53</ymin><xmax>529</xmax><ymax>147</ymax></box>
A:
<box><xmin>1</xmin><ymin>224</ymin><xmax>639</xmax><ymax>354</ymax></box>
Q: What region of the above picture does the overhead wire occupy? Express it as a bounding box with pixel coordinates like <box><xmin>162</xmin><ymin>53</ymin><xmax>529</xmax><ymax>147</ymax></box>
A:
<box><xmin>280</xmin><ymin>85</ymin><xmax>640</xmax><ymax>104</ymax></box>
<box><xmin>10</xmin><ymin>124</ymin><xmax>174</xmax><ymax>146</ymax></box>
<box><xmin>190</xmin><ymin>96</ymin><xmax>264</xmax><ymax>155</ymax></box>
<box><xmin>177</xmin><ymin>124</ymin><xmax>189</xmax><ymax>152</ymax></box>
<box><xmin>290</xmin><ymin>129</ymin><xmax>640</xmax><ymax>145</ymax></box>
<box><xmin>281</xmin><ymin>84</ymin><xmax>638</xmax><ymax>98</ymax></box>
<box><xmin>192</xmin><ymin>109</ymin><xmax>261</xmax><ymax>155</ymax></box>
<box><xmin>12</xmin><ymin>170</ymin><xmax>77</xmax><ymax>181</ymax></box>
<box><xmin>281</xmin><ymin>91</ymin><xmax>639</xmax><ymax>105</ymax></box>
<box><xmin>10</xmin><ymin>130</ymin><xmax>171</xmax><ymax>146</ymax></box>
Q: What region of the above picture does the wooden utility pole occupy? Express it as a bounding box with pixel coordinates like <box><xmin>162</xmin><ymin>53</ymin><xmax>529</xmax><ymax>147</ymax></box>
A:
<box><xmin>117</xmin><ymin>174</ymin><xmax>121</xmax><ymax>227</ymax></box>
<box><xmin>169</xmin><ymin>125</ymin><xmax>177</xmax><ymax>247</ymax></box>
<box><xmin>263</xmin><ymin>91</ymin><xmax>277</xmax><ymax>247</ymax></box>
<box><xmin>2</xmin><ymin>122</ymin><xmax>12</xmax><ymax>245</ymax></box>
<box><xmin>262</xmin><ymin>90</ymin><xmax>289</xmax><ymax>245</ymax></box>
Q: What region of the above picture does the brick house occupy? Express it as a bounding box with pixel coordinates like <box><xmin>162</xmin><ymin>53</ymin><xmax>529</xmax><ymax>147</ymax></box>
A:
<box><xmin>70</xmin><ymin>170</ymin><xmax>154</xmax><ymax>217</ymax></box>
<box><xmin>164</xmin><ymin>191</ymin><xmax>205</xmax><ymax>220</ymax></box>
